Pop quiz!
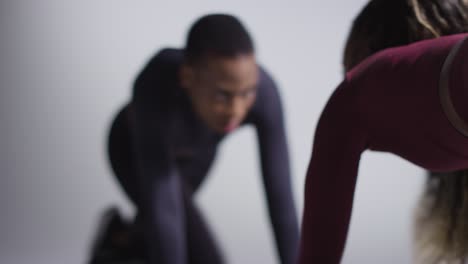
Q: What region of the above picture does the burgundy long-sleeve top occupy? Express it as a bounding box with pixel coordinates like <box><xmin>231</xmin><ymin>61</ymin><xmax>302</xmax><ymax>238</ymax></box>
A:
<box><xmin>299</xmin><ymin>33</ymin><xmax>468</xmax><ymax>263</ymax></box>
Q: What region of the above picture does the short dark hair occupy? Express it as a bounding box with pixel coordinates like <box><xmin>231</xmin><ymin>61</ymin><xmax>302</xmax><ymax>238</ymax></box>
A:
<box><xmin>184</xmin><ymin>14</ymin><xmax>254</xmax><ymax>65</ymax></box>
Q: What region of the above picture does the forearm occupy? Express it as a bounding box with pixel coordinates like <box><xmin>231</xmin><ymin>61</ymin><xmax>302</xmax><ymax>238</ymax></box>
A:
<box><xmin>132</xmin><ymin>112</ymin><xmax>187</xmax><ymax>263</ymax></box>
<box><xmin>298</xmin><ymin>79</ymin><xmax>367</xmax><ymax>263</ymax></box>
<box><xmin>136</xmin><ymin>159</ymin><xmax>188</xmax><ymax>264</ymax></box>
<box><xmin>260</xmin><ymin>134</ymin><xmax>299</xmax><ymax>264</ymax></box>
<box><xmin>299</xmin><ymin>160</ymin><xmax>358</xmax><ymax>263</ymax></box>
<box><xmin>268</xmin><ymin>191</ymin><xmax>299</xmax><ymax>264</ymax></box>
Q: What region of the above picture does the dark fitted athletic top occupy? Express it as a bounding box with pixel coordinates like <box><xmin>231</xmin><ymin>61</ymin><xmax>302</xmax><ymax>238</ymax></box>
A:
<box><xmin>299</xmin><ymin>33</ymin><xmax>468</xmax><ymax>263</ymax></box>
<box><xmin>123</xmin><ymin>49</ymin><xmax>298</xmax><ymax>264</ymax></box>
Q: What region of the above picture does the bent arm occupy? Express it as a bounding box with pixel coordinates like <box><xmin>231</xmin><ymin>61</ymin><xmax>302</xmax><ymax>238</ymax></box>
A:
<box><xmin>254</xmin><ymin>69</ymin><xmax>299</xmax><ymax>264</ymax></box>
<box><xmin>299</xmin><ymin>80</ymin><xmax>367</xmax><ymax>263</ymax></box>
<box><xmin>130</xmin><ymin>54</ymin><xmax>188</xmax><ymax>264</ymax></box>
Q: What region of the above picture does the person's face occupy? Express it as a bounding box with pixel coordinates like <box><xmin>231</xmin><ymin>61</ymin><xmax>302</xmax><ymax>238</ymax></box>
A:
<box><xmin>180</xmin><ymin>53</ymin><xmax>259</xmax><ymax>134</ymax></box>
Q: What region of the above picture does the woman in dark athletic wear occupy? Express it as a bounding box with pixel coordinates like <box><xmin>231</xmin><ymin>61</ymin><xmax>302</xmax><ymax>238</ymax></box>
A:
<box><xmin>298</xmin><ymin>20</ymin><xmax>468</xmax><ymax>264</ymax></box>
<box><xmin>341</xmin><ymin>1</ymin><xmax>468</xmax><ymax>263</ymax></box>
<box><xmin>92</xmin><ymin>14</ymin><xmax>299</xmax><ymax>264</ymax></box>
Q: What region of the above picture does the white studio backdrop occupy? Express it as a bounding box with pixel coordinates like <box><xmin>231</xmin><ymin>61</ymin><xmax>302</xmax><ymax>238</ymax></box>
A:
<box><xmin>0</xmin><ymin>1</ymin><xmax>425</xmax><ymax>263</ymax></box>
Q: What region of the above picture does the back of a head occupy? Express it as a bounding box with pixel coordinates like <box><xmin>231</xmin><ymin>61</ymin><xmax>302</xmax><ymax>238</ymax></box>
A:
<box><xmin>184</xmin><ymin>14</ymin><xmax>254</xmax><ymax>65</ymax></box>
<box><xmin>343</xmin><ymin>0</ymin><xmax>468</xmax><ymax>71</ymax></box>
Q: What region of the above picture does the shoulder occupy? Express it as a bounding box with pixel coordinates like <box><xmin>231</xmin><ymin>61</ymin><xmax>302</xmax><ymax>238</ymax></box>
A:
<box><xmin>246</xmin><ymin>65</ymin><xmax>285</xmax><ymax>126</ymax></box>
<box><xmin>136</xmin><ymin>48</ymin><xmax>183</xmax><ymax>80</ymax></box>
<box><xmin>347</xmin><ymin>34</ymin><xmax>467</xmax><ymax>86</ymax></box>
<box><xmin>252</xmin><ymin>65</ymin><xmax>282</xmax><ymax>108</ymax></box>
<box><xmin>132</xmin><ymin>48</ymin><xmax>184</xmax><ymax>109</ymax></box>
<box><xmin>256</xmin><ymin>65</ymin><xmax>278</xmax><ymax>93</ymax></box>
<box><xmin>152</xmin><ymin>48</ymin><xmax>184</xmax><ymax>66</ymax></box>
<box><xmin>133</xmin><ymin>47</ymin><xmax>184</xmax><ymax>87</ymax></box>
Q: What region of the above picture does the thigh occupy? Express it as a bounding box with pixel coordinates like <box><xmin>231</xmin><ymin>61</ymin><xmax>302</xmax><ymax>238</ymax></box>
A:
<box><xmin>184</xmin><ymin>192</ymin><xmax>225</xmax><ymax>264</ymax></box>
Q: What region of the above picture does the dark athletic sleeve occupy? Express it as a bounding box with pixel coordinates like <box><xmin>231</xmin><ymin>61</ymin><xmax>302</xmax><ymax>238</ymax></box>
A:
<box><xmin>252</xmin><ymin>68</ymin><xmax>300</xmax><ymax>264</ymax></box>
<box><xmin>130</xmin><ymin>50</ymin><xmax>188</xmax><ymax>264</ymax></box>
<box><xmin>298</xmin><ymin>79</ymin><xmax>367</xmax><ymax>263</ymax></box>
